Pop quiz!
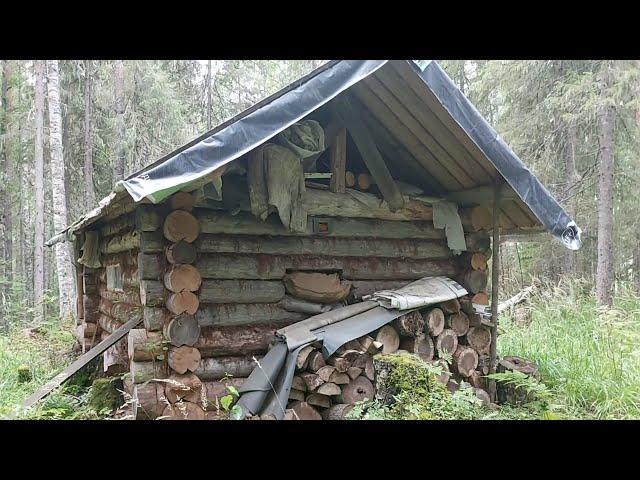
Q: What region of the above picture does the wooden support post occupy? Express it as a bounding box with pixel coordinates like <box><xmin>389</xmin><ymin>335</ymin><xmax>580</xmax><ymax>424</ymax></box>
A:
<box><xmin>488</xmin><ymin>179</ymin><xmax>502</xmax><ymax>402</ymax></box>
<box><xmin>329</xmin><ymin>128</ymin><xmax>347</xmax><ymax>193</ymax></box>
<box><xmin>332</xmin><ymin>95</ymin><xmax>405</xmax><ymax>211</ymax></box>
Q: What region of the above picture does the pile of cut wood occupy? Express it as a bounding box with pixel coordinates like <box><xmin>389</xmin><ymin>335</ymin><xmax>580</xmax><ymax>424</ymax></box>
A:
<box><xmin>255</xmin><ymin>295</ymin><xmax>494</xmax><ymax>420</ymax></box>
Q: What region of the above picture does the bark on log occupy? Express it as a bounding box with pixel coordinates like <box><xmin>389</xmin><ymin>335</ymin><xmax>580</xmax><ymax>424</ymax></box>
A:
<box><xmin>163</xmin><ymin>315</ymin><xmax>201</xmax><ymax>347</ymax></box>
<box><xmin>199</xmin><ymin>280</ymin><xmax>285</xmax><ymax>304</ymax></box>
<box><xmin>289</xmin><ymin>401</ymin><xmax>322</xmax><ymax>420</ymax></box>
<box><xmin>134</xmin><ymin>205</ymin><xmax>162</xmax><ymax>232</ymax></box>
<box><xmin>128</xmin><ymin>329</ymin><xmax>165</xmax><ymax>361</ymax></box>
<box><xmin>195</xmin><ymin>356</ymin><xmax>259</xmax><ymax>381</ymax></box>
<box><xmin>338</xmin><ymin>376</ymin><xmax>375</xmax><ymax>404</ymax></box>
<box><xmin>196</xmin><ymin>209</ymin><xmax>446</xmax><ymax>240</ymax></box>
<box><xmin>376</xmin><ymin>325</ymin><xmax>400</xmax><ymax>354</ymax></box>
<box><xmin>447</xmin><ymin>312</ymin><xmax>470</xmax><ymax>337</ymax></box>
<box><xmin>424</xmin><ymin>308</ymin><xmax>445</xmax><ymax>336</ymax></box>
<box><xmin>474</xmin><ymin>388</ymin><xmax>491</xmax><ymax>406</ymax></box>
<box><xmin>133</xmin><ymin>382</ymin><xmax>166</xmax><ymax>420</ymax></box>
<box><xmin>138</xmin><ymin>252</ymin><xmax>163</xmax><ymax>280</ymax></box>
<box><xmin>164</xmin><ymin>264</ymin><xmax>202</xmax><ymax>293</ymax></box>
<box><xmin>194</xmin><ymin>323</ymin><xmax>279</xmax><ymax>357</ymax></box>
<box><xmin>100</xmin><ymin>230</ymin><xmax>139</xmax><ymax>254</ymax></box>
<box><xmin>139</xmin><ymin>231</ymin><xmax>165</xmax><ymax>253</ymax></box>
<box><xmin>168</xmin><ymin>345</ymin><xmax>202</xmax><ymax>374</ymax></box>
<box><xmin>452</xmin><ymin>346</ymin><xmax>479</xmax><ymax>378</ymax></box>
<box><xmin>322</xmin><ymin>403</ymin><xmax>353</xmax><ymax>420</ymax></box>
<box><xmin>435</xmin><ymin>329</ymin><xmax>459</xmax><ymax>357</ymax></box>
<box><xmin>140</xmin><ymin>280</ymin><xmax>166</xmax><ymax>307</ymax></box>
<box><xmin>292</xmin><ymin>376</ymin><xmax>307</xmax><ymax>392</ymax></box>
<box><xmin>163</xmin><ymin>210</ymin><xmax>200</xmax><ymax>243</ymax></box>
<box><xmin>130</xmin><ymin>360</ymin><xmax>168</xmax><ymax>384</ymax></box>
<box><xmin>289</xmin><ymin>389</ymin><xmax>306</xmax><ymax>402</ymax></box>
<box><xmin>329</xmin><ymin>371</ymin><xmax>351</xmax><ymax>385</ymax></box>
<box><xmin>393</xmin><ymin>311</ymin><xmax>425</xmax><ymax>337</ymax></box>
<box><xmin>98</xmin><ymin>285</ymin><xmax>141</xmax><ymax>306</ymax></box>
<box><xmin>98</xmin><ymin>314</ymin><xmax>123</xmax><ymax>334</ymax></box>
<box><xmin>166</xmin><ymin>291</ymin><xmax>200</xmax><ymax>316</ymax></box>
<box><xmin>143</xmin><ymin>307</ymin><xmax>169</xmax><ymax>332</ymax></box>
<box><xmin>296</xmin><ymin>345</ymin><xmax>316</xmax><ymax>371</ymax></box>
<box><xmin>166</xmin><ymin>240</ymin><xmax>198</xmax><ymax>265</ymax></box>
<box><xmin>468</xmin><ymin>370</ymin><xmax>486</xmax><ymax>390</ymax></box>
<box><xmin>400</xmin><ymin>334</ymin><xmax>434</xmax><ymax>361</ymax></box>
<box><xmin>103</xmin><ymin>337</ymin><xmax>129</xmax><ymax>375</ymax></box>
<box><xmin>194</xmin><ymin>303</ymin><xmax>305</xmax><ymax>327</ymax></box>
<box><xmin>347</xmin><ymin>367</ymin><xmax>363</xmax><ymax>380</ymax></box>
<box><xmin>196</xmin><ymin>234</ymin><xmax>450</xmax><ymax>260</ymax></box>
<box><xmin>430</xmin><ymin>358</ymin><xmax>451</xmax><ymax>386</ymax></box>
<box><xmin>327</xmin><ymin>357</ymin><xmax>349</xmax><ymax>373</ymax></box>
<box><xmin>195</xmin><ymin>253</ymin><xmax>457</xmax><ymax>280</ymax></box>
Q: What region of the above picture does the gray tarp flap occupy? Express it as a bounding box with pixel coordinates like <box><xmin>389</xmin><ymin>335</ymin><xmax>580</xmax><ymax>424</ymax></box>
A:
<box><xmin>260</xmin><ymin>347</ymin><xmax>301</xmax><ymax>420</ymax></box>
<box><xmin>236</xmin><ymin>342</ymin><xmax>289</xmax><ymax>416</ymax></box>
<box><xmin>415</xmin><ymin>61</ymin><xmax>582</xmax><ymax>250</ymax></box>
<box><xmin>118</xmin><ymin>60</ymin><xmax>388</xmax><ymax>203</ymax></box>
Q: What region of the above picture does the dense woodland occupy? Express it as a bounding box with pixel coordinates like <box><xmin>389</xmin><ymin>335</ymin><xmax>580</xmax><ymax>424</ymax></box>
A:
<box><xmin>0</xmin><ymin>59</ymin><xmax>638</xmax><ymax>331</ymax></box>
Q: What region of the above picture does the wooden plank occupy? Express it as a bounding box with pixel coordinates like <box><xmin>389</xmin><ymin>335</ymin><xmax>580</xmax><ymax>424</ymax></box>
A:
<box><xmin>351</xmin><ymin>82</ymin><xmax>464</xmax><ymax>191</ymax></box>
<box><xmin>332</xmin><ymin>95</ymin><xmax>405</xmax><ymax>211</ymax></box>
<box><xmin>374</xmin><ymin>65</ymin><xmax>495</xmax><ymax>180</ymax></box>
<box><xmin>196</xmin><ymin>234</ymin><xmax>450</xmax><ymax>259</ymax></box>
<box><xmin>22</xmin><ymin>317</ymin><xmax>142</xmax><ymax>410</ymax></box>
<box><xmin>329</xmin><ymin>128</ymin><xmax>347</xmax><ymax>193</ymax></box>
<box><xmin>362</xmin><ymin>74</ymin><xmax>480</xmax><ymax>186</ymax></box>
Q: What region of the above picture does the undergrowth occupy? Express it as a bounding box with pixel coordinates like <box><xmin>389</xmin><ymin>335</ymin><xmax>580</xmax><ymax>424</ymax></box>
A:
<box><xmin>498</xmin><ymin>279</ymin><xmax>640</xmax><ymax>419</ymax></box>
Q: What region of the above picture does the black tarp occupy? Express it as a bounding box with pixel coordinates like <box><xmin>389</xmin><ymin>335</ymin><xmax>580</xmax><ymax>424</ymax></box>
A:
<box><xmin>115</xmin><ymin>60</ymin><xmax>581</xmax><ymax>250</ymax></box>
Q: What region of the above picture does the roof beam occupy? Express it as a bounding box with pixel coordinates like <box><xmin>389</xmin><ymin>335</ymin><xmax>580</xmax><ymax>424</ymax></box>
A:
<box><xmin>332</xmin><ymin>95</ymin><xmax>405</xmax><ymax>212</ymax></box>
<box><xmin>446</xmin><ymin>183</ymin><xmax>520</xmax><ymax>206</ymax></box>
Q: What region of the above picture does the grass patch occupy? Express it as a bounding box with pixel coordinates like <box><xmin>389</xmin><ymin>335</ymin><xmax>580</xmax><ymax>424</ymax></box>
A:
<box><xmin>498</xmin><ymin>280</ymin><xmax>640</xmax><ymax>419</ymax></box>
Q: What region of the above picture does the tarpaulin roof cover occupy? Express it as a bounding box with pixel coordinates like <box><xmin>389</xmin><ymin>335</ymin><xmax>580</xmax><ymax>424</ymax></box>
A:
<box><xmin>56</xmin><ymin>60</ymin><xmax>581</xmax><ymax>251</ymax></box>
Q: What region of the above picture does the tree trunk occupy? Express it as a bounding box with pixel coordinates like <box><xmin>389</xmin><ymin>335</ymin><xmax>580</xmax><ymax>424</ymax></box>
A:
<box><xmin>83</xmin><ymin>60</ymin><xmax>96</xmax><ymax>206</ymax></box>
<box><xmin>46</xmin><ymin>60</ymin><xmax>75</xmax><ymax>319</ymax></box>
<box><xmin>206</xmin><ymin>60</ymin><xmax>212</xmax><ymax>129</ymax></box>
<box><xmin>596</xmin><ymin>60</ymin><xmax>616</xmax><ymax>306</ymax></box>
<box><xmin>114</xmin><ymin>60</ymin><xmax>126</xmax><ymax>181</ymax></box>
<box><xmin>1</xmin><ymin>61</ymin><xmax>16</xmax><ymax>302</ymax></box>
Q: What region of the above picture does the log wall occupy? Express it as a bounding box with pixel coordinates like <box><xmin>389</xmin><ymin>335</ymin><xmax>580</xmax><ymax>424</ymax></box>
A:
<box><xmin>76</xmin><ymin>185</ymin><xmax>491</xmax><ymax>420</ymax></box>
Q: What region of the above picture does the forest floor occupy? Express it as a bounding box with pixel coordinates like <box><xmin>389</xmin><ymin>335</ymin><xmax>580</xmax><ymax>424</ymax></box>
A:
<box><xmin>1</xmin><ymin>280</ymin><xmax>639</xmax><ymax>420</ymax></box>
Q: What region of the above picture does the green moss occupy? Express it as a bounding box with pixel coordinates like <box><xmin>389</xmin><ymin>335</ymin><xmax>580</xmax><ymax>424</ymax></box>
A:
<box><xmin>17</xmin><ymin>365</ymin><xmax>32</xmax><ymax>383</ymax></box>
<box><xmin>86</xmin><ymin>378</ymin><xmax>123</xmax><ymax>416</ymax></box>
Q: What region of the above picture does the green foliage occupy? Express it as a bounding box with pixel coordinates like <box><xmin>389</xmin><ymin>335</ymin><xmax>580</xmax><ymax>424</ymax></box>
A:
<box><xmin>498</xmin><ymin>280</ymin><xmax>640</xmax><ymax>419</ymax></box>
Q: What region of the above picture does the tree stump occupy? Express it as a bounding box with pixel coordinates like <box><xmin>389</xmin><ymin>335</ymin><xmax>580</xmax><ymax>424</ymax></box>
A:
<box><xmin>496</xmin><ymin>356</ymin><xmax>540</xmax><ymax>405</ymax></box>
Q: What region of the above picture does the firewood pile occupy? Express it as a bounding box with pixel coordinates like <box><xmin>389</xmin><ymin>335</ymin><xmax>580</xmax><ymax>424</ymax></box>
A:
<box><xmin>249</xmin><ymin>294</ymin><xmax>494</xmax><ymax>420</ymax></box>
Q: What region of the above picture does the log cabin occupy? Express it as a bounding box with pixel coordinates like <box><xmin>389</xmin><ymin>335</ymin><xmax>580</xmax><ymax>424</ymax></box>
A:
<box><xmin>47</xmin><ymin>60</ymin><xmax>581</xmax><ymax>420</ymax></box>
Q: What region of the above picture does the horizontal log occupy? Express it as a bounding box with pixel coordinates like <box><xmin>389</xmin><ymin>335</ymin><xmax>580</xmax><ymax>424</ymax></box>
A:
<box><xmin>196</xmin><ymin>234</ymin><xmax>450</xmax><ymax>259</ymax></box>
<box><xmin>99</xmin><ymin>213</ymin><xmax>135</xmax><ymax>237</ymax></box>
<box><xmin>194</xmin><ymin>323</ymin><xmax>282</xmax><ymax>357</ymax></box>
<box><xmin>139</xmin><ymin>231</ymin><xmax>165</xmax><ymax>253</ymax></box>
<box><xmin>349</xmin><ymin>280</ymin><xmax>411</xmax><ymax>300</ymax></box>
<box><xmin>199</xmin><ymin>280</ymin><xmax>285</xmax><ymax>304</ymax></box>
<box><xmin>195</xmin><ymin>356</ymin><xmax>260</xmax><ymax>381</ymax></box>
<box><xmin>138</xmin><ymin>253</ymin><xmax>164</xmax><ymax>280</ymax></box>
<box><xmin>195</xmin><ymin>209</ymin><xmax>446</xmax><ymax>240</ymax></box>
<box><xmin>194</xmin><ymin>303</ymin><xmax>306</xmax><ymax>327</ymax></box>
<box><xmin>195</xmin><ymin>253</ymin><xmax>457</xmax><ymax>280</ymax></box>
<box><xmin>98</xmin><ymin>285</ymin><xmax>141</xmax><ymax>306</ymax></box>
<box><xmin>98</xmin><ymin>314</ymin><xmax>123</xmax><ymax>334</ymax></box>
<box><xmin>140</xmin><ymin>280</ymin><xmax>166</xmax><ymax>307</ymax></box>
<box><xmin>130</xmin><ymin>360</ymin><xmax>168</xmax><ymax>384</ymax></box>
<box><xmin>98</xmin><ymin>297</ymin><xmax>143</xmax><ymax>323</ymax></box>
<box><xmin>135</xmin><ymin>205</ymin><xmax>162</xmax><ymax>232</ymax></box>
<box><xmin>143</xmin><ymin>307</ymin><xmax>169</xmax><ymax>332</ymax></box>
<box><xmin>99</xmin><ymin>230</ymin><xmax>139</xmax><ymax>254</ymax></box>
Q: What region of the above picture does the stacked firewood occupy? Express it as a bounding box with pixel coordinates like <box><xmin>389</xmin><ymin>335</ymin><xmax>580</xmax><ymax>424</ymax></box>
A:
<box><xmin>277</xmin><ymin>295</ymin><xmax>493</xmax><ymax>420</ymax></box>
